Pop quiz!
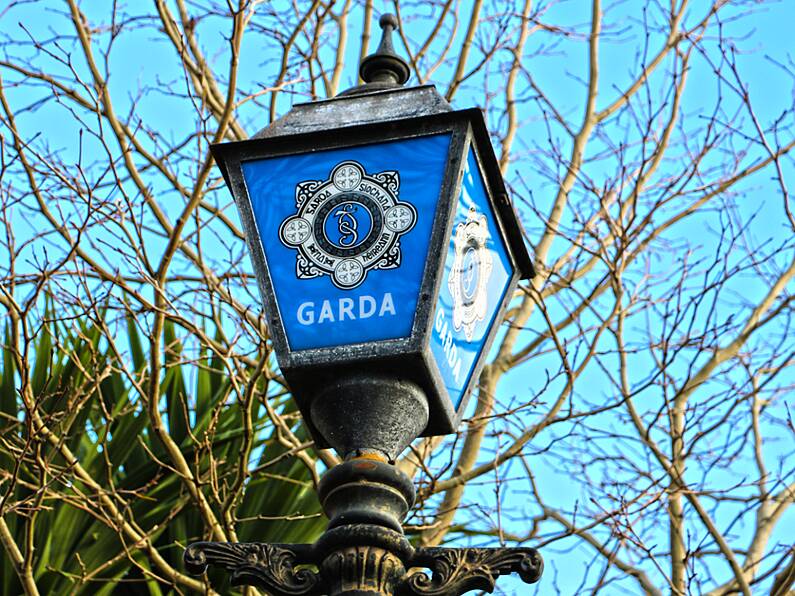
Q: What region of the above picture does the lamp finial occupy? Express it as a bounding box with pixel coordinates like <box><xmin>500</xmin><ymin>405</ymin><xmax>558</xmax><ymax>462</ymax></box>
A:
<box><xmin>359</xmin><ymin>13</ymin><xmax>410</xmax><ymax>86</ymax></box>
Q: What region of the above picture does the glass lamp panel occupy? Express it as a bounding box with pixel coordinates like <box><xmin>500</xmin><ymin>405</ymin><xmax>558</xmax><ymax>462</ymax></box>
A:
<box><xmin>429</xmin><ymin>147</ymin><xmax>513</xmax><ymax>409</ymax></box>
<box><xmin>241</xmin><ymin>133</ymin><xmax>452</xmax><ymax>351</ymax></box>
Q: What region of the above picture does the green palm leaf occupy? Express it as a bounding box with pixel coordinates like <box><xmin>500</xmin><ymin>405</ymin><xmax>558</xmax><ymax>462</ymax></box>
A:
<box><xmin>0</xmin><ymin>310</ymin><xmax>319</xmax><ymax>595</ymax></box>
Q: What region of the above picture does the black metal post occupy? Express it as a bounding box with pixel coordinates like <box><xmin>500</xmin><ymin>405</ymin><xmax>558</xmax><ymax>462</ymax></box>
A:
<box><xmin>185</xmin><ymin>455</ymin><xmax>542</xmax><ymax>595</ymax></box>
<box><xmin>185</xmin><ymin>16</ymin><xmax>544</xmax><ymax>595</ymax></box>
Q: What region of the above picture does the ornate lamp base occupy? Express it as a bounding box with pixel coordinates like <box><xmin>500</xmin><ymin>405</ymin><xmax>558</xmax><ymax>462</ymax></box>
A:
<box><xmin>184</xmin><ymin>459</ymin><xmax>542</xmax><ymax>595</ymax></box>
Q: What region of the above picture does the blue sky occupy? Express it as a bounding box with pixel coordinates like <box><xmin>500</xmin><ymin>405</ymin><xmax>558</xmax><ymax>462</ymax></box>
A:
<box><xmin>1</xmin><ymin>1</ymin><xmax>793</xmax><ymax>594</ymax></box>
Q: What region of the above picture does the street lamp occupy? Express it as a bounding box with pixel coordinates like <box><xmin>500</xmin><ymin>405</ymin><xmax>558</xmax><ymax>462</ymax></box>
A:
<box><xmin>185</xmin><ymin>14</ymin><xmax>543</xmax><ymax>595</ymax></box>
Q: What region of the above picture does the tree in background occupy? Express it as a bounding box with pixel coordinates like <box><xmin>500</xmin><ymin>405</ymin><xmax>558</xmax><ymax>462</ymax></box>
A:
<box><xmin>0</xmin><ymin>1</ymin><xmax>793</xmax><ymax>594</ymax></box>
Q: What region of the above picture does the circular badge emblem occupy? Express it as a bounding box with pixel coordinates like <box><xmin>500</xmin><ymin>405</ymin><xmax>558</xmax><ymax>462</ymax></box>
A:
<box><xmin>279</xmin><ymin>161</ymin><xmax>417</xmax><ymax>289</ymax></box>
<box><xmin>449</xmin><ymin>207</ymin><xmax>493</xmax><ymax>341</ymax></box>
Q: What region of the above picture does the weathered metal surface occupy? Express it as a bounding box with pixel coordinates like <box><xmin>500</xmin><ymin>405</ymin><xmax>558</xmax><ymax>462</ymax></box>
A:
<box><xmin>212</xmin><ymin>109</ymin><xmax>534</xmax><ymax>445</ymax></box>
<box><xmin>310</xmin><ymin>375</ymin><xmax>428</xmax><ymax>461</ymax></box>
<box><xmin>253</xmin><ymin>86</ymin><xmax>452</xmax><ymax>140</ymax></box>
<box><xmin>339</xmin><ymin>13</ymin><xmax>410</xmax><ymax>98</ymax></box>
<box><xmin>189</xmin><ymin>13</ymin><xmax>543</xmax><ymax>595</ymax></box>
<box><xmin>322</xmin><ymin>546</ymin><xmax>405</xmax><ymax>595</ymax></box>
<box><xmin>401</xmin><ymin>547</ymin><xmax>543</xmax><ymax>595</ymax></box>
<box><xmin>319</xmin><ymin>458</ymin><xmax>416</xmax><ymax>533</ymax></box>
<box><xmin>254</xmin><ymin>14</ymin><xmax>439</xmax><ymax>138</ymax></box>
<box><xmin>183</xmin><ymin>541</ymin><xmax>320</xmax><ymax>595</ymax></box>
<box><xmin>212</xmin><ymin>115</ymin><xmax>469</xmax><ymax>444</ymax></box>
<box><xmin>358</xmin><ymin>14</ymin><xmax>409</xmax><ymax>85</ymax></box>
<box><xmin>184</xmin><ymin>459</ymin><xmax>543</xmax><ymax>595</ymax></box>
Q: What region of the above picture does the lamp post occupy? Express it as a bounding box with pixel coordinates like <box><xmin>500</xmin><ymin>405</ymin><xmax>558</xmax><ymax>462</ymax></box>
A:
<box><xmin>184</xmin><ymin>14</ymin><xmax>543</xmax><ymax>595</ymax></box>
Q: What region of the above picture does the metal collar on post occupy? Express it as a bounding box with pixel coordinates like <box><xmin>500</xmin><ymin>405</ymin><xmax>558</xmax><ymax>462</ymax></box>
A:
<box><xmin>185</xmin><ymin>455</ymin><xmax>543</xmax><ymax>595</ymax></box>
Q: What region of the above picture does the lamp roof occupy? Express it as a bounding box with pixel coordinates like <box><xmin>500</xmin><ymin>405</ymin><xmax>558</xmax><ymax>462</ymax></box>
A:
<box><xmin>252</xmin><ymin>84</ymin><xmax>452</xmax><ymax>140</ymax></box>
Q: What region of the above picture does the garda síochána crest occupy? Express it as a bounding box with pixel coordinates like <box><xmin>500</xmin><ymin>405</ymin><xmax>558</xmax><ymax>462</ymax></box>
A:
<box><xmin>279</xmin><ymin>161</ymin><xmax>417</xmax><ymax>289</ymax></box>
<box><xmin>449</xmin><ymin>206</ymin><xmax>494</xmax><ymax>341</ymax></box>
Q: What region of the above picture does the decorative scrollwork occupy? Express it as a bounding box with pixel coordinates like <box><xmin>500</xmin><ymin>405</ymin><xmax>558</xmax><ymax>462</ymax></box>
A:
<box><xmin>400</xmin><ymin>547</ymin><xmax>543</xmax><ymax>596</ymax></box>
<box><xmin>184</xmin><ymin>541</ymin><xmax>321</xmax><ymax>596</ymax></box>
<box><xmin>373</xmin><ymin>170</ymin><xmax>400</xmax><ymax>194</ymax></box>
<box><xmin>296</xmin><ymin>254</ymin><xmax>322</xmax><ymax>279</ymax></box>
<box><xmin>295</xmin><ymin>179</ymin><xmax>322</xmax><ymax>207</ymax></box>
<box><xmin>374</xmin><ymin>244</ymin><xmax>401</xmax><ymax>269</ymax></box>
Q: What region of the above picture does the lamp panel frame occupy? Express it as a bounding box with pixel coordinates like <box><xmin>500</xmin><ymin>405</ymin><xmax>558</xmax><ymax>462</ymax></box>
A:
<box><xmin>211</xmin><ymin>109</ymin><xmax>533</xmax><ymax>440</ymax></box>
<box><xmin>418</xmin><ymin>126</ymin><xmax>524</xmax><ymax>429</ymax></box>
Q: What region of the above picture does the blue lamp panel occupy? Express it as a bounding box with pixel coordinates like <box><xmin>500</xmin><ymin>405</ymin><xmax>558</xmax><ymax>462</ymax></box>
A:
<box><xmin>430</xmin><ymin>148</ymin><xmax>513</xmax><ymax>410</ymax></box>
<box><xmin>241</xmin><ymin>134</ymin><xmax>451</xmax><ymax>351</ymax></box>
